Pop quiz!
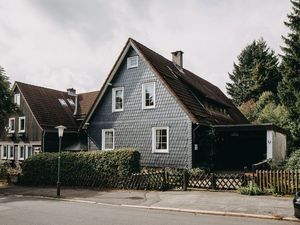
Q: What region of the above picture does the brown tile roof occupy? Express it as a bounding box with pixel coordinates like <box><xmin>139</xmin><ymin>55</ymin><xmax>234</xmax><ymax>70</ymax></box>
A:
<box><xmin>131</xmin><ymin>38</ymin><xmax>248</xmax><ymax>125</ymax></box>
<box><xmin>77</xmin><ymin>91</ymin><xmax>99</xmax><ymax>116</ymax></box>
<box><xmin>16</xmin><ymin>82</ymin><xmax>98</xmax><ymax>131</ymax></box>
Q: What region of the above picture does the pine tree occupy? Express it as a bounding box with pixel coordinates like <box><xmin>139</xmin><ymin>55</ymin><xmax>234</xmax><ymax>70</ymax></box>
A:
<box><xmin>278</xmin><ymin>0</ymin><xmax>300</xmax><ymax>146</ymax></box>
<box><xmin>227</xmin><ymin>39</ymin><xmax>281</xmax><ymax>106</ymax></box>
<box><xmin>0</xmin><ymin>66</ymin><xmax>14</xmax><ymax>130</ymax></box>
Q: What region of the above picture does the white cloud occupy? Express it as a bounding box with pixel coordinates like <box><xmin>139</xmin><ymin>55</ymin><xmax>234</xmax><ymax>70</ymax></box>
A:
<box><xmin>0</xmin><ymin>0</ymin><xmax>291</xmax><ymax>94</ymax></box>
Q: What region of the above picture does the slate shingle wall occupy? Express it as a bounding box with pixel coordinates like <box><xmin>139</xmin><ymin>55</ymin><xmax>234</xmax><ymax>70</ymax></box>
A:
<box><xmin>88</xmin><ymin>48</ymin><xmax>192</xmax><ymax>168</ymax></box>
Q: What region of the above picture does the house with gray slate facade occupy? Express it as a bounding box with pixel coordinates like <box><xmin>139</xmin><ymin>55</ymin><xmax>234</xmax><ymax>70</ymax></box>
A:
<box><xmin>82</xmin><ymin>38</ymin><xmax>287</xmax><ymax>170</ymax></box>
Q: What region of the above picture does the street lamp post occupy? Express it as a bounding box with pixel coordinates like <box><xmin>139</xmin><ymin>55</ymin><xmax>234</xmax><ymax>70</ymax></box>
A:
<box><xmin>55</xmin><ymin>125</ymin><xmax>66</xmax><ymax>197</ymax></box>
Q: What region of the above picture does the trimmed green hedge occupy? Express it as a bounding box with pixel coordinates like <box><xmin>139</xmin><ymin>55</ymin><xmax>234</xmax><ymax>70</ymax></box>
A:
<box><xmin>20</xmin><ymin>149</ymin><xmax>140</xmax><ymax>186</ymax></box>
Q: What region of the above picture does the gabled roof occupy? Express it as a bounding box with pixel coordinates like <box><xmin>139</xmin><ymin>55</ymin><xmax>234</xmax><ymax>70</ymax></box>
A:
<box><xmin>15</xmin><ymin>82</ymin><xmax>97</xmax><ymax>131</ymax></box>
<box><xmin>77</xmin><ymin>91</ymin><xmax>99</xmax><ymax>117</ymax></box>
<box><xmin>83</xmin><ymin>38</ymin><xmax>248</xmax><ymax>127</ymax></box>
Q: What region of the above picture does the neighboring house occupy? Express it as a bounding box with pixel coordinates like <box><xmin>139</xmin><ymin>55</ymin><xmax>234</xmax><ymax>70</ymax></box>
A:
<box><xmin>82</xmin><ymin>38</ymin><xmax>285</xmax><ymax>170</ymax></box>
<box><xmin>0</xmin><ymin>82</ymin><xmax>98</xmax><ymax>162</ymax></box>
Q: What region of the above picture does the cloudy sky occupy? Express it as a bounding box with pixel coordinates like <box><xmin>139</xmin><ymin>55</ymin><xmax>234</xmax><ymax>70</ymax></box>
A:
<box><xmin>0</xmin><ymin>0</ymin><xmax>291</xmax><ymax>94</ymax></box>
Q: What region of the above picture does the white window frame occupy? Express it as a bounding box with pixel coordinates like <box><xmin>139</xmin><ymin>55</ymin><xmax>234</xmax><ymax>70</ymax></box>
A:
<box><xmin>142</xmin><ymin>82</ymin><xmax>156</xmax><ymax>109</ymax></box>
<box><xmin>101</xmin><ymin>129</ymin><xmax>115</xmax><ymax>151</ymax></box>
<box><xmin>26</xmin><ymin>146</ymin><xmax>33</xmax><ymax>159</ymax></box>
<box><xmin>58</xmin><ymin>98</ymin><xmax>67</xmax><ymax>106</ymax></box>
<box><xmin>67</xmin><ymin>98</ymin><xmax>75</xmax><ymax>106</ymax></box>
<box><xmin>127</xmin><ymin>56</ymin><xmax>138</xmax><ymax>69</ymax></box>
<box><xmin>8</xmin><ymin>118</ymin><xmax>15</xmax><ymax>133</ymax></box>
<box><xmin>112</xmin><ymin>87</ymin><xmax>124</xmax><ymax>112</ymax></box>
<box><xmin>14</xmin><ymin>93</ymin><xmax>20</xmax><ymax>106</ymax></box>
<box><xmin>1</xmin><ymin>145</ymin><xmax>7</xmax><ymax>160</ymax></box>
<box><xmin>18</xmin><ymin>145</ymin><xmax>25</xmax><ymax>160</ymax></box>
<box><xmin>152</xmin><ymin>127</ymin><xmax>169</xmax><ymax>153</ymax></box>
<box><xmin>18</xmin><ymin>116</ymin><xmax>26</xmax><ymax>133</ymax></box>
<box><xmin>8</xmin><ymin>145</ymin><xmax>14</xmax><ymax>160</ymax></box>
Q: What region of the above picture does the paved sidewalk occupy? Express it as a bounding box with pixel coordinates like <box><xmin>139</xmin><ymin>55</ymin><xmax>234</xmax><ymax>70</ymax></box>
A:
<box><xmin>0</xmin><ymin>185</ymin><xmax>296</xmax><ymax>220</ymax></box>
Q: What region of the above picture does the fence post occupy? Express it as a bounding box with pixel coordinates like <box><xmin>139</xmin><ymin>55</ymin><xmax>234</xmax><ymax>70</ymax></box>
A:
<box><xmin>182</xmin><ymin>169</ymin><xmax>188</xmax><ymax>191</ymax></box>
<box><xmin>210</xmin><ymin>173</ymin><xmax>216</xmax><ymax>190</ymax></box>
<box><xmin>161</xmin><ymin>168</ymin><xmax>167</xmax><ymax>191</ymax></box>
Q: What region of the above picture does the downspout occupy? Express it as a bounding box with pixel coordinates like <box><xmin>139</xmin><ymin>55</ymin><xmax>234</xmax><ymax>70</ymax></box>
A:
<box><xmin>73</xmin><ymin>94</ymin><xmax>78</xmax><ymax>116</ymax></box>
<box><xmin>192</xmin><ymin>123</ymin><xmax>202</xmax><ymax>148</ymax></box>
<box><xmin>42</xmin><ymin>130</ymin><xmax>46</xmax><ymax>152</ymax></box>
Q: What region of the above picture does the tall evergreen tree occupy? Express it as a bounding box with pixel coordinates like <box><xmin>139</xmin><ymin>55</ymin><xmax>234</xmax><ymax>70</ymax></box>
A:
<box><xmin>227</xmin><ymin>39</ymin><xmax>281</xmax><ymax>106</ymax></box>
<box><xmin>0</xmin><ymin>66</ymin><xmax>14</xmax><ymax>130</ymax></box>
<box><xmin>278</xmin><ymin>0</ymin><xmax>300</xmax><ymax>146</ymax></box>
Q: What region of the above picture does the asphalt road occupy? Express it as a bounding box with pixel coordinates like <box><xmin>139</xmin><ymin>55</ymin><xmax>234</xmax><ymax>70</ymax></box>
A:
<box><xmin>0</xmin><ymin>196</ymin><xmax>297</xmax><ymax>225</ymax></box>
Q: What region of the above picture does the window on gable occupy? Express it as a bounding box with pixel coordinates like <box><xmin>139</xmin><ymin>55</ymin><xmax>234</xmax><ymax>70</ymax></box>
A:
<box><xmin>58</xmin><ymin>98</ymin><xmax>67</xmax><ymax>106</ymax></box>
<box><xmin>152</xmin><ymin>127</ymin><xmax>169</xmax><ymax>153</ymax></box>
<box><xmin>8</xmin><ymin>118</ymin><xmax>15</xmax><ymax>133</ymax></box>
<box><xmin>67</xmin><ymin>98</ymin><xmax>75</xmax><ymax>106</ymax></box>
<box><xmin>127</xmin><ymin>56</ymin><xmax>138</xmax><ymax>69</ymax></box>
<box><xmin>14</xmin><ymin>93</ymin><xmax>20</xmax><ymax>106</ymax></box>
<box><xmin>112</xmin><ymin>87</ymin><xmax>124</xmax><ymax>112</ymax></box>
<box><xmin>19</xmin><ymin>117</ymin><xmax>26</xmax><ymax>133</ymax></box>
<box><xmin>102</xmin><ymin>129</ymin><xmax>114</xmax><ymax>150</ymax></box>
<box><xmin>142</xmin><ymin>82</ymin><xmax>155</xmax><ymax>109</ymax></box>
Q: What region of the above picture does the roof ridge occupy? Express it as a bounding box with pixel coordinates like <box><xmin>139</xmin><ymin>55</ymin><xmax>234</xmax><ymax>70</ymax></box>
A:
<box><xmin>16</xmin><ymin>81</ymin><xmax>67</xmax><ymax>94</ymax></box>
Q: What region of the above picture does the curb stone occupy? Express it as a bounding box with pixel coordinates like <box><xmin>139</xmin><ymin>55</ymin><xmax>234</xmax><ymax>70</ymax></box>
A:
<box><xmin>5</xmin><ymin>194</ymin><xmax>300</xmax><ymax>222</ymax></box>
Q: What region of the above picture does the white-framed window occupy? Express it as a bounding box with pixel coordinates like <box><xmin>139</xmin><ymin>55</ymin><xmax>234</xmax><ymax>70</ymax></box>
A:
<box><xmin>58</xmin><ymin>98</ymin><xmax>67</xmax><ymax>106</ymax></box>
<box><xmin>152</xmin><ymin>127</ymin><xmax>169</xmax><ymax>153</ymax></box>
<box><xmin>26</xmin><ymin>146</ymin><xmax>33</xmax><ymax>159</ymax></box>
<box><xmin>18</xmin><ymin>116</ymin><xmax>26</xmax><ymax>133</ymax></box>
<box><xmin>67</xmin><ymin>98</ymin><xmax>75</xmax><ymax>106</ymax></box>
<box><xmin>14</xmin><ymin>93</ymin><xmax>20</xmax><ymax>106</ymax></box>
<box><xmin>8</xmin><ymin>145</ymin><xmax>14</xmax><ymax>160</ymax></box>
<box><xmin>18</xmin><ymin>146</ymin><xmax>25</xmax><ymax>160</ymax></box>
<box><xmin>8</xmin><ymin>118</ymin><xmax>15</xmax><ymax>133</ymax></box>
<box><xmin>1</xmin><ymin>145</ymin><xmax>7</xmax><ymax>160</ymax></box>
<box><xmin>112</xmin><ymin>87</ymin><xmax>124</xmax><ymax>112</ymax></box>
<box><xmin>127</xmin><ymin>56</ymin><xmax>138</xmax><ymax>69</ymax></box>
<box><xmin>102</xmin><ymin>129</ymin><xmax>114</xmax><ymax>150</ymax></box>
<box><xmin>142</xmin><ymin>82</ymin><xmax>155</xmax><ymax>109</ymax></box>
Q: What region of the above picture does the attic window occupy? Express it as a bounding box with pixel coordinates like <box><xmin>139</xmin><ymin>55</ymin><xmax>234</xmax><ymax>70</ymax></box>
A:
<box><xmin>58</xmin><ymin>98</ymin><xmax>67</xmax><ymax>106</ymax></box>
<box><xmin>14</xmin><ymin>93</ymin><xmax>20</xmax><ymax>106</ymax></box>
<box><xmin>127</xmin><ymin>56</ymin><xmax>138</xmax><ymax>69</ymax></box>
<box><xmin>67</xmin><ymin>98</ymin><xmax>75</xmax><ymax>106</ymax></box>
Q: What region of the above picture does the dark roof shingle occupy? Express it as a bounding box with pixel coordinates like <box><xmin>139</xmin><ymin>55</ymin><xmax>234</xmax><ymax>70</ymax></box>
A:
<box><xmin>131</xmin><ymin>38</ymin><xmax>248</xmax><ymax>125</ymax></box>
<box><xmin>16</xmin><ymin>82</ymin><xmax>98</xmax><ymax>131</ymax></box>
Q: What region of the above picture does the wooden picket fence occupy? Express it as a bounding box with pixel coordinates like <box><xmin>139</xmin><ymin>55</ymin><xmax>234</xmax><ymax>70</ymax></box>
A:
<box><xmin>253</xmin><ymin>170</ymin><xmax>300</xmax><ymax>194</ymax></box>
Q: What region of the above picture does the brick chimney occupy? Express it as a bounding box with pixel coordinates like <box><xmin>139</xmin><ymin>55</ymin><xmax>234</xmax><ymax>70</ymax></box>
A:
<box><xmin>171</xmin><ymin>50</ymin><xmax>184</xmax><ymax>68</ymax></box>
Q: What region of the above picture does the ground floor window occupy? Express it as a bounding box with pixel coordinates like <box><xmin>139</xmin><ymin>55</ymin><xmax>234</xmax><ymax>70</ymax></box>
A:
<box><xmin>102</xmin><ymin>129</ymin><xmax>114</xmax><ymax>150</ymax></box>
<box><xmin>8</xmin><ymin>146</ymin><xmax>14</xmax><ymax>159</ymax></box>
<box><xmin>26</xmin><ymin>146</ymin><xmax>33</xmax><ymax>158</ymax></box>
<box><xmin>1</xmin><ymin>146</ymin><xmax>7</xmax><ymax>159</ymax></box>
<box><xmin>152</xmin><ymin>127</ymin><xmax>169</xmax><ymax>153</ymax></box>
<box><xmin>19</xmin><ymin>146</ymin><xmax>25</xmax><ymax>160</ymax></box>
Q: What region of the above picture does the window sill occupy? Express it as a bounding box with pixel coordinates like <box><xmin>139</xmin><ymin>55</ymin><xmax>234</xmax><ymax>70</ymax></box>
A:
<box><xmin>152</xmin><ymin>150</ymin><xmax>169</xmax><ymax>154</ymax></box>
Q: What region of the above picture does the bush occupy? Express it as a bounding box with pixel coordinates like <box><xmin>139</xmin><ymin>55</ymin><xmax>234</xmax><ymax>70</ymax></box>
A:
<box><xmin>237</xmin><ymin>181</ymin><xmax>264</xmax><ymax>195</ymax></box>
<box><xmin>20</xmin><ymin>148</ymin><xmax>140</xmax><ymax>187</ymax></box>
<box><xmin>284</xmin><ymin>149</ymin><xmax>300</xmax><ymax>169</ymax></box>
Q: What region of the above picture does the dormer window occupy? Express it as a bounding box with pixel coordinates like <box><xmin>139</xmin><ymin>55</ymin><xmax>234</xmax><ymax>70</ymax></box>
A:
<box><xmin>8</xmin><ymin>118</ymin><xmax>15</xmax><ymax>133</ymax></box>
<box><xmin>67</xmin><ymin>98</ymin><xmax>75</xmax><ymax>106</ymax></box>
<box><xmin>112</xmin><ymin>87</ymin><xmax>124</xmax><ymax>112</ymax></box>
<box><xmin>142</xmin><ymin>82</ymin><xmax>155</xmax><ymax>109</ymax></box>
<box><xmin>14</xmin><ymin>93</ymin><xmax>20</xmax><ymax>106</ymax></box>
<box><xmin>19</xmin><ymin>116</ymin><xmax>26</xmax><ymax>133</ymax></box>
<box><xmin>127</xmin><ymin>56</ymin><xmax>138</xmax><ymax>69</ymax></box>
<box><xmin>58</xmin><ymin>98</ymin><xmax>67</xmax><ymax>106</ymax></box>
